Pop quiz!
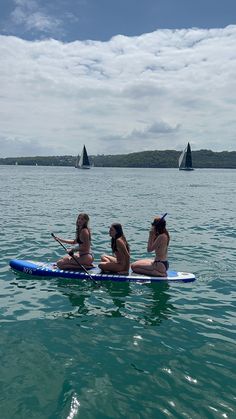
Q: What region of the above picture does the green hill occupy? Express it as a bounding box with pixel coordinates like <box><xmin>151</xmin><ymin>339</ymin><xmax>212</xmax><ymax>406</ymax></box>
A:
<box><xmin>0</xmin><ymin>150</ymin><xmax>235</xmax><ymax>168</ymax></box>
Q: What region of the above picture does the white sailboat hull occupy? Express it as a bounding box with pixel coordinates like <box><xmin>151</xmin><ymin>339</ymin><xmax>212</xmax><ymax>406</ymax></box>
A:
<box><xmin>77</xmin><ymin>166</ymin><xmax>90</xmax><ymax>169</ymax></box>
<box><xmin>179</xmin><ymin>167</ymin><xmax>194</xmax><ymax>171</ymax></box>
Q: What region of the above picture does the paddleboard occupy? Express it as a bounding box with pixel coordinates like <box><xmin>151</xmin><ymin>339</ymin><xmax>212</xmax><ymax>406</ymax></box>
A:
<box><xmin>9</xmin><ymin>259</ymin><xmax>196</xmax><ymax>283</ymax></box>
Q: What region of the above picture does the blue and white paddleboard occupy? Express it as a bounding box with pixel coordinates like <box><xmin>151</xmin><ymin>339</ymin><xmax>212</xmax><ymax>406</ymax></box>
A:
<box><xmin>9</xmin><ymin>259</ymin><xmax>196</xmax><ymax>283</ymax></box>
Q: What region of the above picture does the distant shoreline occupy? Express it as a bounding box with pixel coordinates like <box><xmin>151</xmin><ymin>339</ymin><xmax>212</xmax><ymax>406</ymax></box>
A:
<box><xmin>0</xmin><ymin>149</ymin><xmax>236</xmax><ymax>169</ymax></box>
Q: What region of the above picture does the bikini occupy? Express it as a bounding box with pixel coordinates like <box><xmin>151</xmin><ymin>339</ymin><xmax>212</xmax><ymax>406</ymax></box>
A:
<box><xmin>73</xmin><ymin>232</ymin><xmax>93</xmax><ymax>258</ymax></box>
<box><xmin>154</xmin><ymin>260</ymin><xmax>169</xmax><ymax>270</ymax></box>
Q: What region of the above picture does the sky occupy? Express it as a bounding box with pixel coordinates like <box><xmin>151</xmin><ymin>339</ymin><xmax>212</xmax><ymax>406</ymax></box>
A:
<box><xmin>0</xmin><ymin>0</ymin><xmax>236</xmax><ymax>157</ymax></box>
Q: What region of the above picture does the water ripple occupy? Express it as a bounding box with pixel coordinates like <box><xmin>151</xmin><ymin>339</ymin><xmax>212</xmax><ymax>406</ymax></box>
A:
<box><xmin>1</xmin><ymin>167</ymin><xmax>236</xmax><ymax>418</ymax></box>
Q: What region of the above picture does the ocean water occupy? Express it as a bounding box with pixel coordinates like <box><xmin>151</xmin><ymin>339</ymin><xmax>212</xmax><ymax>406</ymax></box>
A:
<box><xmin>0</xmin><ymin>165</ymin><xmax>236</xmax><ymax>419</ymax></box>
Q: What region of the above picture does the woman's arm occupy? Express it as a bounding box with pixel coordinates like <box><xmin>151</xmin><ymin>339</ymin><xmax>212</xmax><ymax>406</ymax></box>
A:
<box><xmin>54</xmin><ymin>236</ymin><xmax>76</xmax><ymax>245</ymax></box>
<box><xmin>147</xmin><ymin>228</ymin><xmax>157</xmax><ymax>252</ymax></box>
<box><xmin>149</xmin><ymin>234</ymin><xmax>168</xmax><ymax>257</ymax></box>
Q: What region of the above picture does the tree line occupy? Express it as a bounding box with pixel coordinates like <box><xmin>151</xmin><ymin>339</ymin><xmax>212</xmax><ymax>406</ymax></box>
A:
<box><xmin>0</xmin><ymin>150</ymin><xmax>235</xmax><ymax>168</ymax></box>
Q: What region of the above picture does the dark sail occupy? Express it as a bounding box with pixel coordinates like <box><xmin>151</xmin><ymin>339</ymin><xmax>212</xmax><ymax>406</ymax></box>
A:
<box><xmin>179</xmin><ymin>142</ymin><xmax>194</xmax><ymax>171</ymax></box>
<box><xmin>82</xmin><ymin>146</ymin><xmax>90</xmax><ymax>166</ymax></box>
<box><xmin>75</xmin><ymin>145</ymin><xmax>91</xmax><ymax>169</ymax></box>
<box><xmin>185</xmin><ymin>142</ymin><xmax>192</xmax><ymax>168</ymax></box>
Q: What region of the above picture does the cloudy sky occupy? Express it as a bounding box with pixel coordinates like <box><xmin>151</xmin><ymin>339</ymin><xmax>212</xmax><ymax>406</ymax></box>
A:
<box><xmin>1</xmin><ymin>0</ymin><xmax>236</xmax><ymax>157</ymax></box>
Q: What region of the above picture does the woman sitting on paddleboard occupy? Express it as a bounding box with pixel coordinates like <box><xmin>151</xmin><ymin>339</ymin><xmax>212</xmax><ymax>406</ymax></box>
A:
<box><xmin>55</xmin><ymin>213</ymin><xmax>94</xmax><ymax>270</ymax></box>
<box><xmin>131</xmin><ymin>216</ymin><xmax>170</xmax><ymax>277</ymax></box>
<box><xmin>98</xmin><ymin>223</ymin><xmax>130</xmax><ymax>274</ymax></box>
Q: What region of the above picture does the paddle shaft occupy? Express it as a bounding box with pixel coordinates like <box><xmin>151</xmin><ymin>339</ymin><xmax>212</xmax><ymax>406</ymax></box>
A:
<box><xmin>51</xmin><ymin>233</ymin><xmax>98</xmax><ymax>285</ymax></box>
<box><xmin>161</xmin><ymin>212</ymin><xmax>167</xmax><ymax>221</ymax></box>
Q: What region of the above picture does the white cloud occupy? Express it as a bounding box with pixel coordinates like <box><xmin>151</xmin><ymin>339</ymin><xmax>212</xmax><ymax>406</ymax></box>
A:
<box><xmin>0</xmin><ymin>136</ymin><xmax>56</xmax><ymax>157</ymax></box>
<box><xmin>0</xmin><ymin>25</ymin><xmax>236</xmax><ymax>157</ymax></box>
<box><xmin>10</xmin><ymin>0</ymin><xmax>62</xmax><ymax>34</ymax></box>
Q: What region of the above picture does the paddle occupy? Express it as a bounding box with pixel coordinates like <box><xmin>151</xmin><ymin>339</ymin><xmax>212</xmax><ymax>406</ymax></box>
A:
<box><xmin>51</xmin><ymin>233</ymin><xmax>99</xmax><ymax>286</ymax></box>
<box><xmin>161</xmin><ymin>212</ymin><xmax>167</xmax><ymax>221</ymax></box>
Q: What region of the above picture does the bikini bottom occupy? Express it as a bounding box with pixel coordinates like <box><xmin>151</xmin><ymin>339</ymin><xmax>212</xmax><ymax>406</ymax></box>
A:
<box><xmin>154</xmin><ymin>260</ymin><xmax>169</xmax><ymax>270</ymax></box>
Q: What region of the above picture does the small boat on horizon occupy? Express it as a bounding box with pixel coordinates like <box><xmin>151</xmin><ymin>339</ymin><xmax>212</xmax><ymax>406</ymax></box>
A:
<box><xmin>75</xmin><ymin>145</ymin><xmax>91</xmax><ymax>169</ymax></box>
<box><xmin>179</xmin><ymin>142</ymin><xmax>194</xmax><ymax>171</ymax></box>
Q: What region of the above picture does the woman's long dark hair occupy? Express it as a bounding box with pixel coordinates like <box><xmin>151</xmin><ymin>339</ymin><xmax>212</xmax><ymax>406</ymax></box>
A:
<box><xmin>111</xmin><ymin>223</ymin><xmax>130</xmax><ymax>253</ymax></box>
<box><xmin>76</xmin><ymin>213</ymin><xmax>91</xmax><ymax>244</ymax></box>
<box><xmin>152</xmin><ymin>217</ymin><xmax>170</xmax><ymax>245</ymax></box>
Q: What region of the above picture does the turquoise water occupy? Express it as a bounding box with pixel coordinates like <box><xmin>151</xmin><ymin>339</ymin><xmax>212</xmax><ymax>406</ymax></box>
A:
<box><xmin>1</xmin><ymin>165</ymin><xmax>236</xmax><ymax>419</ymax></box>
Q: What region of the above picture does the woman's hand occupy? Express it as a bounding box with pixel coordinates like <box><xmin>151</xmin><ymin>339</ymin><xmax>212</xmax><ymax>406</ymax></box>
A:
<box><xmin>149</xmin><ymin>227</ymin><xmax>155</xmax><ymax>235</ymax></box>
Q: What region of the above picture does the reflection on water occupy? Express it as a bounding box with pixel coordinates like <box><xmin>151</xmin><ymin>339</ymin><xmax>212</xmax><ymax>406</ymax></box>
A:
<box><xmin>143</xmin><ymin>282</ymin><xmax>174</xmax><ymax>326</ymax></box>
<box><xmin>5</xmin><ymin>271</ymin><xmax>176</xmax><ymax>328</ymax></box>
<box><xmin>55</xmin><ymin>279</ymin><xmax>175</xmax><ymax>327</ymax></box>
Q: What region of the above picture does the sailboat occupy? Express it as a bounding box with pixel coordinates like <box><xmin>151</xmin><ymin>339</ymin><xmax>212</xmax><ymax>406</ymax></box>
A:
<box><xmin>178</xmin><ymin>142</ymin><xmax>194</xmax><ymax>171</ymax></box>
<box><xmin>75</xmin><ymin>145</ymin><xmax>91</xmax><ymax>169</ymax></box>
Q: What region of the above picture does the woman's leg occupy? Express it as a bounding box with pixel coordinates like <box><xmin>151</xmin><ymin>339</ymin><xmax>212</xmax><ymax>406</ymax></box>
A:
<box><xmin>57</xmin><ymin>253</ymin><xmax>93</xmax><ymax>270</ymax></box>
<box><xmin>131</xmin><ymin>259</ymin><xmax>153</xmax><ymax>273</ymax></box>
<box><xmin>152</xmin><ymin>261</ymin><xmax>167</xmax><ymax>277</ymax></box>
<box><xmin>98</xmin><ymin>259</ymin><xmax>128</xmax><ymax>274</ymax></box>
<box><xmin>131</xmin><ymin>259</ymin><xmax>167</xmax><ymax>277</ymax></box>
<box><xmin>100</xmin><ymin>255</ymin><xmax>117</xmax><ymax>263</ymax></box>
<box><xmin>57</xmin><ymin>255</ymin><xmax>74</xmax><ymax>269</ymax></box>
<box><xmin>78</xmin><ymin>253</ymin><xmax>94</xmax><ymax>267</ymax></box>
